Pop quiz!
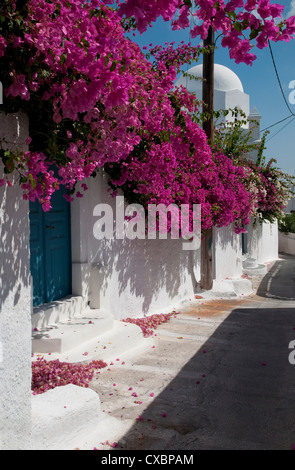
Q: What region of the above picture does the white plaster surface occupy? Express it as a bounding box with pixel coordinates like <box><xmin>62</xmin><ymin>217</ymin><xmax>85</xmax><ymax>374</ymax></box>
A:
<box><xmin>214</xmin><ymin>224</ymin><xmax>243</xmax><ymax>280</ymax></box>
<box><xmin>278</xmin><ymin>231</ymin><xmax>295</xmax><ymax>255</ymax></box>
<box><xmin>176</xmin><ymin>64</ymin><xmax>244</xmax><ymax>93</ymax></box>
<box><xmin>246</xmin><ymin>218</ymin><xmax>278</xmax><ymax>264</ymax></box>
<box><xmin>0</xmin><ymin>111</ymin><xmax>32</xmax><ymax>450</ymax></box>
<box><xmin>175</xmin><ymin>64</ymin><xmax>250</xmax><ymax>126</ymax></box>
<box><xmin>31</xmin><ymin>384</ymin><xmax>127</xmax><ymax>450</ymax></box>
<box><xmin>71</xmin><ymin>171</ymin><xmax>200</xmax><ymax>320</ymax></box>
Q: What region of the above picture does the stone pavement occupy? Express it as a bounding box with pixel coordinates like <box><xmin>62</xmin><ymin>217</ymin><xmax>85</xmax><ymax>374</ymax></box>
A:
<box><xmin>87</xmin><ymin>254</ymin><xmax>295</xmax><ymax>450</ymax></box>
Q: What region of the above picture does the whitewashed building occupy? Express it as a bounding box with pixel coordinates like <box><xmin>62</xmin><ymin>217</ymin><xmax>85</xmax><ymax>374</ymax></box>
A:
<box><xmin>0</xmin><ymin>65</ymin><xmax>278</xmax><ymax>449</ymax></box>
<box><xmin>176</xmin><ymin>63</ymin><xmax>278</xmax><ymax>277</ymax></box>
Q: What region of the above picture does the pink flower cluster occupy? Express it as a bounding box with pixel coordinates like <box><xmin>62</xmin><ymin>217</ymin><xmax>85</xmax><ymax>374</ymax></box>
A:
<box><xmin>0</xmin><ymin>0</ymin><xmax>292</xmax><ymax>226</ymax></box>
<box><xmin>115</xmin><ymin>0</ymin><xmax>295</xmax><ymax>65</ymax></box>
<box><xmin>0</xmin><ymin>35</ymin><xmax>6</xmax><ymax>58</ymax></box>
<box><xmin>107</xmin><ymin>90</ymin><xmax>253</xmax><ymax>232</ymax></box>
<box><xmin>148</xmin><ymin>40</ymin><xmax>204</xmax><ymax>73</ymax></box>
<box><xmin>122</xmin><ymin>311</ymin><xmax>180</xmax><ymax>337</ymax></box>
<box><xmin>32</xmin><ymin>357</ymin><xmax>107</xmax><ymax>395</ymax></box>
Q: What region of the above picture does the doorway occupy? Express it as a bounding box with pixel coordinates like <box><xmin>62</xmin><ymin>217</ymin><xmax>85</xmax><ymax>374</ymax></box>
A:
<box><xmin>29</xmin><ymin>187</ymin><xmax>72</xmax><ymax>306</ymax></box>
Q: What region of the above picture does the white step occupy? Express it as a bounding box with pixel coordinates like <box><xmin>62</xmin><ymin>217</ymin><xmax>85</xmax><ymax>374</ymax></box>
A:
<box><xmin>31</xmin><ymin>384</ymin><xmax>125</xmax><ymax>450</ymax></box>
<box><xmin>32</xmin><ymin>320</ymin><xmax>154</xmax><ymax>364</ymax></box>
<box><xmin>242</xmin><ymin>264</ymin><xmax>267</xmax><ymax>276</ymax></box>
<box><xmin>243</xmin><ymin>257</ymin><xmax>258</xmax><ymax>269</ymax></box>
<box><xmin>31</xmin><ymin>295</ymin><xmax>86</xmax><ymax>330</ymax></box>
<box><xmin>32</xmin><ymin>309</ymin><xmax>113</xmax><ymax>354</ymax></box>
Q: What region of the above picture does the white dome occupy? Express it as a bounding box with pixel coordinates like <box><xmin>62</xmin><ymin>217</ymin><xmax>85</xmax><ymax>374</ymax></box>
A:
<box><xmin>175</xmin><ymin>64</ymin><xmax>244</xmax><ymax>93</ymax></box>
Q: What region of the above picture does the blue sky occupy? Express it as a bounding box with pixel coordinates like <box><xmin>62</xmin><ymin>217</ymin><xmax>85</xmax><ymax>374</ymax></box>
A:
<box><xmin>128</xmin><ymin>0</ymin><xmax>295</xmax><ymax>177</ymax></box>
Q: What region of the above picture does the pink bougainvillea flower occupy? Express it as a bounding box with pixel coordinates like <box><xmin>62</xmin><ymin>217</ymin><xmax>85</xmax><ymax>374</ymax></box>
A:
<box><xmin>1</xmin><ymin>0</ymin><xmax>293</xmax><ymax>237</ymax></box>
<box><xmin>31</xmin><ymin>357</ymin><xmax>107</xmax><ymax>394</ymax></box>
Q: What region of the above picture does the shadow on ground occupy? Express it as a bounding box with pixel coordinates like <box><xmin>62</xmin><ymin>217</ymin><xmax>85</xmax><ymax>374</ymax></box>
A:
<box><xmin>113</xmin><ymin>256</ymin><xmax>295</xmax><ymax>450</ymax></box>
<box><xmin>116</xmin><ymin>307</ymin><xmax>295</xmax><ymax>450</ymax></box>
<box><xmin>256</xmin><ymin>254</ymin><xmax>295</xmax><ymax>300</ymax></box>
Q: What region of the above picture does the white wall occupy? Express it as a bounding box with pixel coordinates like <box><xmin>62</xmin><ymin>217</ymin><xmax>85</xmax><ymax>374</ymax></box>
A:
<box><xmin>72</xmin><ymin>173</ymin><xmax>280</xmax><ymax>318</ymax></box>
<box><xmin>246</xmin><ymin>218</ymin><xmax>278</xmax><ymax>264</ymax></box>
<box><xmin>214</xmin><ymin>224</ymin><xmax>243</xmax><ymax>280</ymax></box>
<box><xmin>279</xmin><ymin>231</ymin><xmax>295</xmax><ymax>255</ymax></box>
<box><xmin>0</xmin><ymin>112</ymin><xmax>32</xmax><ymax>450</ymax></box>
<box><xmin>72</xmin><ymin>171</ymin><xmax>200</xmax><ymax>319</ymax></box>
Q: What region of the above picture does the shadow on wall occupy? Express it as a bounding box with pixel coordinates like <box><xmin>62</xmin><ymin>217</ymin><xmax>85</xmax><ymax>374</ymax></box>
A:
<box><xmin>114</xmin><ymin>302</ymin><xmax>295</xmax><ymax>450</ymax></box>
<box><xmin>91</xmin><ymin>236</ymin><xmax>199</xmax><ymax>317</ymax></box>
<box><xmin>87</xmin><ymin>171</ymin><xmax>200</xmax><ymax>317</ymax></box>
<box><xmin>0</xmin><ymin>164</ymin><xmax>31</xmax><ymax>312</ymax></box>
<box><xmin>213</xmin><ymin>223</ymin><xmax>242</xmax><ymax>280</ymax></box>
<box><xmin>0</xmin><ymin>112</ymin><xmax>31</xmax><ymax>312</ymax></box>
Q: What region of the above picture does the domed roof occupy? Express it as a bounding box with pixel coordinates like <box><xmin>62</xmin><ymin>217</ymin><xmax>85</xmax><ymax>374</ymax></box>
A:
<box><xmin>175</xmin><ymin>64</ymin><xmax>244</xmax><ymax>93</ymax></box>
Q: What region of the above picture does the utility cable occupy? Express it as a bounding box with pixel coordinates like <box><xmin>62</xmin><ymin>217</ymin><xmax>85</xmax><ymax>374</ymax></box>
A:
<box><xmin>259</xmin><ymin>41</ymin><xmax>295</xmax><ymax>134</ymax></box>
<box><xmin>268</xmin><ymin>40</ymin><xmax>295</xmax><ymax>116</ymax></box>
<box><xmin>265</xmin><ymin>114</ymin><xmax>295</xmax><ymax>143</ymax></box>
<box><xmin>261</xmin><ymin>114</ymin><xmax>294</xmax><ymax>132</ymax></box>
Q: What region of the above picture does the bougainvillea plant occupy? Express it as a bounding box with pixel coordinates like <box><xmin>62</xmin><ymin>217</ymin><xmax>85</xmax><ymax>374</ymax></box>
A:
<box><xmin>212</xmin><ymin>108</ymin><xmax>295</xmax><ymax>223</ymax></box>
<box><xmin>0</xmin><ymin>0</ymin><xmax>294</xmax><ymax>233</ymax></box>
<box><xmin>111</xmin><ymin>0</ymin><xmax>295</xmax><ymax>65</ymax></box>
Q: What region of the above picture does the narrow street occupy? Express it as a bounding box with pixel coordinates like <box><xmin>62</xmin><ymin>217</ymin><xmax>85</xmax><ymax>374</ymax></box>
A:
<box><xmin>89</xmin><ymin>254</ymin><xmax>295</xmax><ymax>450</ymax></box>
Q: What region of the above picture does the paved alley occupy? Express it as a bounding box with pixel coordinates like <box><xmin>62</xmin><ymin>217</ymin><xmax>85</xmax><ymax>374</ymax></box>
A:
<box><xmin>89</xmin><ymin>254</ymin><xmax>295</xmax><ymax>450</ymax></box>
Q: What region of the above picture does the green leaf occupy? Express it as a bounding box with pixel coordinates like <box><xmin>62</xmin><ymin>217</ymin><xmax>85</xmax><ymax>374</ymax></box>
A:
<box><xmin>249</xmin><ymin>28</ymin><xmax>259</xmax><ymax>40</ymax></box>
<box><xmin>81</xmin><ymin>38</ymin><xmax>89</xmax><ymax>49</ymax></box>
<box><xmin>110</xmin><ymin>61</ymin><xmax>117</xmax><ymax>72</ymax></box>
<box><xmin>60</xmin><ymin>53</ymin><xmax>67</xmax><ymax>65</ymax></box>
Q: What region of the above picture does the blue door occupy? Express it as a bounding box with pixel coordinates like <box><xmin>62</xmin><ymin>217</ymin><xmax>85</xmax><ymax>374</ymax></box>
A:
<box><xmin>29</xmin><ymin>187</ymin><xmax>72</xmax><ymax>306</ymax></box>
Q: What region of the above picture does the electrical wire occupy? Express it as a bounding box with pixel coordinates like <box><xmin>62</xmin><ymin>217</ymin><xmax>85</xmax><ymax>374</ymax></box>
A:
<box><xmin>268</xmin><ymin>40</ymin><xmax>295</xmax><ymax>116</ymax></box>
<box><xmin>261</xmin><ymin>41</ymin><xmax>295</xmax><ymax>135</ymax></box>
<box><xmin>265</xmin><ymin>115</ymin><xmax>295</xmax><ymax>142</ymax></box>
<box><xmin>261</xmin><ymin>114</ymin><xmax>294</xmax><ymax>132</ymax></box>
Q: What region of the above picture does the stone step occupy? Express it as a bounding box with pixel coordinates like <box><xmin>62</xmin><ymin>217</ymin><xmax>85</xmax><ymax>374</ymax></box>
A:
<box><xmin>32</xmin><ymin>308</ymin><xmax>113</xmax><ymax>354</ymax></box>
<box><xmin>32</xmin><ymin>319</ymin><xmax>154</xmax><ymax>365</ymax></box>
<box><xmin>31</xmin><ymin>383</ymin><xmax>126</xmax><ymax>450</ymax></box>
<box><xmin>242</xmin><ymin>264</ymin><xmax>267</xmax><ymax>276</ymax></box>
<box><xmin>31</xmin><ymin>295</ymin><xmax>87</xmax><ymax>330</ymax></box>
<box><xmin>243</xmin><ymin>257</ymin><xmax>258</xmax><ymax>269</ymax></box>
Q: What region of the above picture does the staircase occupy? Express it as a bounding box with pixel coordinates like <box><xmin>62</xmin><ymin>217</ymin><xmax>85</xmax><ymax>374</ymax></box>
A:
<box><xmin>242</xmin><ymin>257</ymin><xmax>267</xmax><ymax>276</ymax></box>
<box><xmin>31</xmin><ymin>295</ymin><xmax>113</xmax><ymax>355</ymax></box>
